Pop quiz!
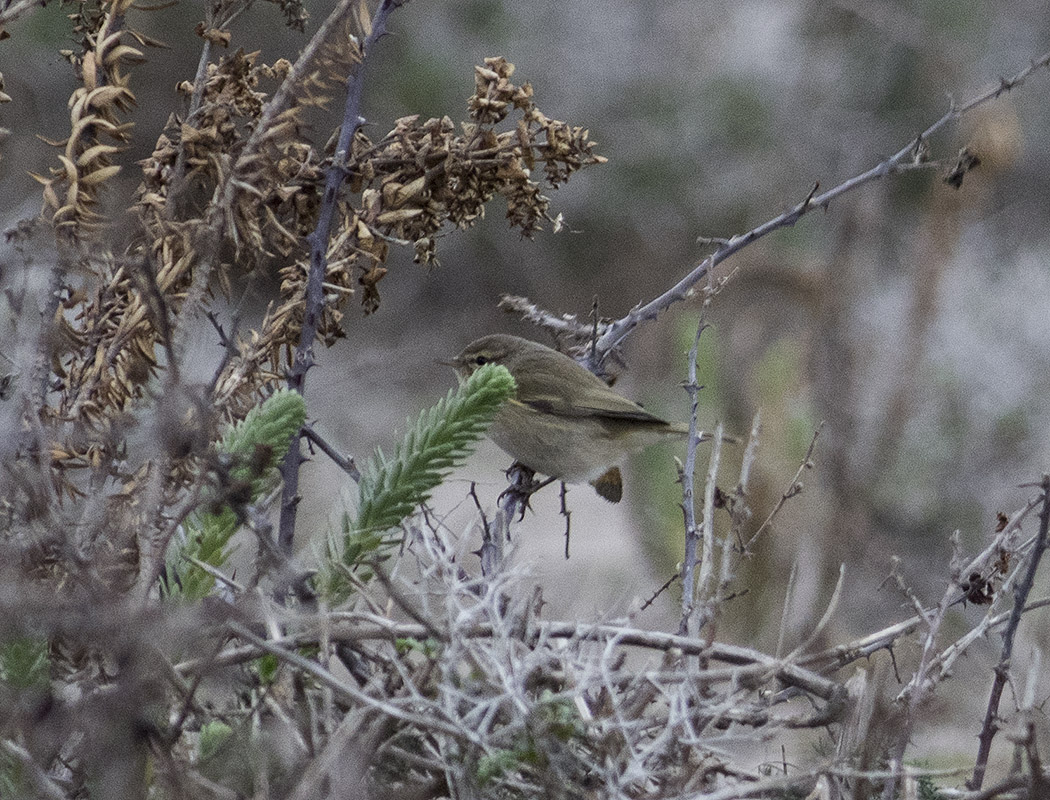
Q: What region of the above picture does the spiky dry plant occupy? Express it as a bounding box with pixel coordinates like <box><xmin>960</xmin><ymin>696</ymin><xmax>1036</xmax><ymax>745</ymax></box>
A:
<box><xmin>2</xmin><ymin>0</ymin><xmax>1050</xmax><ymax>797</ymax></box>
<box><xmin>10</xmin><ymin>0</ymin><xmax>603</xmax><ymax>559</ymax></box>
<box><xmin>0</xmin><ymin>0</ymin><xmax>612</xmax><ymax>794</ymax></box>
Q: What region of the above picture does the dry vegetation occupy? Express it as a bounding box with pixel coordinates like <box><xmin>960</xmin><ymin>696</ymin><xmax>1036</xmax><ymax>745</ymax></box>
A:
<box><xmin>1</xmin><ymin>0</ymin><xmax>1049</xmax><ymax>798</ymax></box>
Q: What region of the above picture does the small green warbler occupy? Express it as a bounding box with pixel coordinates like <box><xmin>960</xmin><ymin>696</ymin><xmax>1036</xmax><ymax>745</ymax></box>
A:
<box><xmin>451</xmin><ymin>334</ymin><xmax>704</xmax><ymax>502</ymax></box>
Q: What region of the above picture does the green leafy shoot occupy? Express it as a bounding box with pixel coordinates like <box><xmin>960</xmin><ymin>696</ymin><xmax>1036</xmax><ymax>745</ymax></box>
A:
<box><xmin>355</xmin><ymin>364</ymin><xmax>515</xmax><ymax>535</ymax></box>
<box><xmin>166</xmin><ymin>389</ymin><xmax>307</xmax><ymax>601</ymax></box>
<box><xmin>320</xmin><ymin>363</ymin><xmax>515</xmax><ymax>599</ymax></box>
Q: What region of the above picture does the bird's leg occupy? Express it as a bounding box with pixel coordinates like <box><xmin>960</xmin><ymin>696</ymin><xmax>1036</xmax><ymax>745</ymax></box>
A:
<box><xmin>498</xmin><ymin>462</ymin><xmax>554</xmax><ymax>519</ymax></box>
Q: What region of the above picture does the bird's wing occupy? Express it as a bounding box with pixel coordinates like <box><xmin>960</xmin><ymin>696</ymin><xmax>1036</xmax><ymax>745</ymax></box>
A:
<box><xmin>515</xmin><ymin>366</ymin><xmax>671</xmax><ymax>424</ymax></box>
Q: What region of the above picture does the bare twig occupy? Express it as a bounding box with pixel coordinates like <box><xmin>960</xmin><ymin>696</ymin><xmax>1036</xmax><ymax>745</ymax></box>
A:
<box><xmin>302</xmin><ymin>423</ymin><xmax>361</xmax><ymax>481</ymax></box>
<box><xmin>184</xmin><ymin>555</ymin><xmax>244</xmax><ymax>594</ymax></box>
<box><xmin>968</xmin><ymin>474</ymin><xmax>1050</xmax><ymax>791</ymax></box>
<box><xmin>226</xmin><ymin>621</ymin><xmax>480</xmax><ymax>743</ymax></box>
<box><xmin>775</xmin><ymin>560</ymin><xmax>801</xmax><ymax>659</ymax></box>
<box><xmin>498</xmin><ymin>294</ymin><xmax>600</xmax><ymax>340</ymax></box>
<box><xmin>729</xmin><ymin>411</ymin><xmax>762</xmax><ymax>548</ymax></box>
<box><xmin>695</xmin><ymin>422</ymin><xmax>723</xmax><ymax>633</ymax></box>
<box><xmin>947</xmin><ymin>773</ymin><xmax>1031</xmax><ymax>800</ymax></box>
<box><xmin>466</xmin><ymin>480</ymin><xmax>491</xmax><ymax>540</ymax></box>
<box><xmin>872</xmin><ymin>479</ymin><xmax>1050</xmax><ymax>799</ymax></box>
<box><xmin>679</xmin><ymin>320</ymin><xmax>708</xmax><ymax>636</ymax></box>
<box><xmin>743</xmin><ymin>425</ymin><xmax>822</xmax><ymax>552</ymax></box>
<box><xmin>787</xmin><ymin>564</ymin><xmax>846</xmax><ymax>661</ymax></box>
<box><xmin>366</xmin><ymin>556</ymin><xmax>447</xmax><ymax>643</ymax></box>
<box><xmin>559</xmin><ymin>481</ymin><xmax>571</xmax><ymax>559</ymax></box>
<box><xmin>278</xmin><ymin>0</ymin><xmax>407</xmax><ymax>552</ymax></box>
<box><xmin>799</xmin><ymin>596</ymin><xmax>1050</xmax><ymax>678</ymax></box>
<box><xmin>641</xmin><ymin>572</ymin><xmax>679</xmax><ymax>611</ymax></box>
<box><xmin>184</xmin><ymin>615</ymin><xmax>846</xmax><ymax>704</ymax></box>
<box><xmin>204</xmin><ymin>309</ymin><xmax>243</xmax><ymax>397</ymax></box>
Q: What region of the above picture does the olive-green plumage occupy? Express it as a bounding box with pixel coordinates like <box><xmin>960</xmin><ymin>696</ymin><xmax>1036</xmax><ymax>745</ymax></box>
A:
<box><xmin>451</xmin><ymin>334</ymin><xmax>690</xmax><ymax>502</ymax></box>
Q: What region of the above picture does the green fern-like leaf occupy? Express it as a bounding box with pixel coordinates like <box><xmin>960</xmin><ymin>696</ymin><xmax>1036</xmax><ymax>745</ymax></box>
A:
<box><xmin>222</xmin><ymin>388</ymin><xmax>309</xmax><ymax>494</ymax></box>
<box><xmin>167</xmin><ymin>389</ymin><xmax>307</xmax><ymax>601</ymax></box>
<box><xmin>353</xmin><ymin>363</ymin><xmax>515</xmax><ymax>537</ymax></box>
<box><xmin>315</xmin><ymin>364</ymin><xmax>514</xmax><ymax>601</ymax></box>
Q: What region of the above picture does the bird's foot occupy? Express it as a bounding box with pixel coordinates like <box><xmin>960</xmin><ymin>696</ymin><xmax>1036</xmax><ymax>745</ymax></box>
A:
<box><xmin>499</xmin><ymin>463</ymin><xmax>554</xmax><ymax>519</ymax></box>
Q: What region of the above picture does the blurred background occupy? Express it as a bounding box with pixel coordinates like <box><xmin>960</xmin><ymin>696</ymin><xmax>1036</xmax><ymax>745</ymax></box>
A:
<box><xmin>3</xmin><ymin>0</ymin><xmax>1050</xmax><ymax>771</ymax></box>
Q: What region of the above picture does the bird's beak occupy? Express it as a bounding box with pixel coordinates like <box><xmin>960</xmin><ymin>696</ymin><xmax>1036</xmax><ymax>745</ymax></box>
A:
<box><xmin>438</xmin><ymin>356</ymin><xmax>468</xmax><ymax>385</ymax></box>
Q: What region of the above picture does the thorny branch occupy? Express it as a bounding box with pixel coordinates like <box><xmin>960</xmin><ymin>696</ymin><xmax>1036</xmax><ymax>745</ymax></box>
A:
<box><xmin>497</xmin><ymin>294</ymin><xmax>600</xmax><ymax>341</ymax></box>
<box><xmin>3</xmin><ymin>3</ymin><xmax>1050</xmax><ymax>792</ymax></box>
<box><xmin>482</xmin><ymin>462</ymin><xmax>536</xmax><ymax>575</ymax></box>
<box><xmin>278</xmin><ymin>0</ymin><xmax>405</xmax><ymax>552</ymax></box>
<box><xmin>678</xmin><ymin>319</ymin><xmax>708</xmax><ymax>637</ymax></box>
<box><xmin>168</xmin><ymin>533</ymin><xmax>1050</xmax><ymax>798</ymax></box>
<box><xmin>92</xmin><ymin>460</ymin><xmax>1039</xmax><ymax>800</ymax></box>
<box><xmin>586</xmin><ymin>50</ymin><xmax>1050</xmax><ymax>369</ymax></box>
<box><xmin>968</xmin><ymin>474</ymin><xmax>1050</xmax><ymax>791</ymax></box>
<box><xmin>875</xmin><ymin>480</ymin><xmax>1049</xmax><ymax>799</ymax></box>
<box><xmin>502</xmin><ymin>50</ymin><xmax>1050</xmax><ymax>373</ymax></box>
<box><xmin>183</xmin><ymin>616</ymin><xmax>845</xmax><ymax>705</ymax></box>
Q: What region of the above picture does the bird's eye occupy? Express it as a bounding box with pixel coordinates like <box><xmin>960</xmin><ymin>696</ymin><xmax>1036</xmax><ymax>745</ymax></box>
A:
<box><xmin>473</xmin><ymin>355</ymin><xmax>489</xmax><ymax>366</ymax></box>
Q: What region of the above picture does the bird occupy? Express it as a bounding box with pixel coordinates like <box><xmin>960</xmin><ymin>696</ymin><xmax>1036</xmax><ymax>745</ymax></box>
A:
<box><xmin>449</xmin><ymin>334</ymin><xmax>703</xmax><ymax>503</ymax></box>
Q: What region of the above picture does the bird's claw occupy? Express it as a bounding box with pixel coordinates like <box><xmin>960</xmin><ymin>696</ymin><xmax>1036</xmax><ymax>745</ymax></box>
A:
<box><xmin>499</xmin><ymin>463</ymin><xmax>553</xmax><ymax>519</ymax></box>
